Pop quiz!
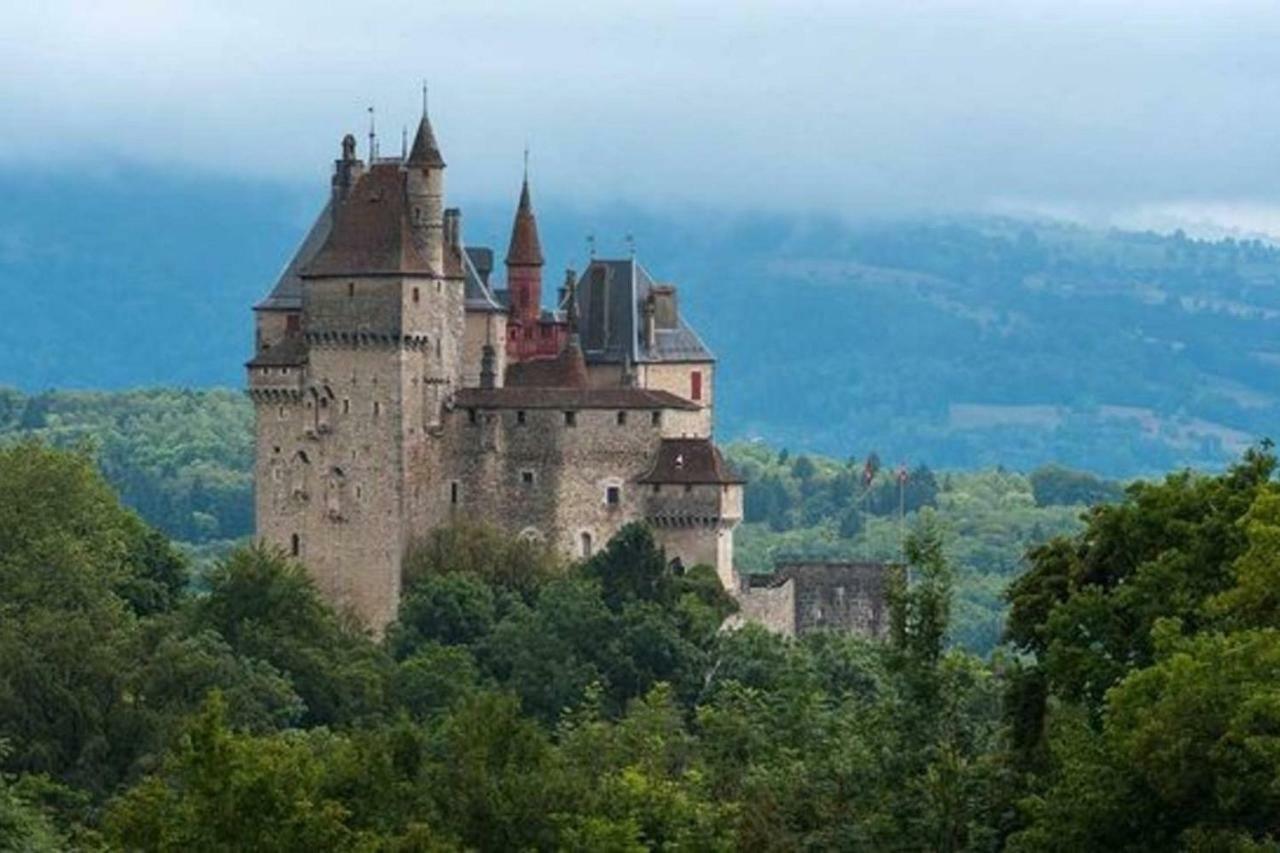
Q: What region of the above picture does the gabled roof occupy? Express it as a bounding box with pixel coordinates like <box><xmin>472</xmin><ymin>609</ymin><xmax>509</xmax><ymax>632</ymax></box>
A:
<box><xmin>302</xmin><ymin>164</ymin><xmax>434</xmax><ymax>278</ymax></box>
<box><xmin>406</xmin><ymin>114</ymin><xmax>445</xmax><ymax>168</ymax></box>
<box><xmin>505</xmin><ymin>178</ymin><xmax>544</xmax><ymax>266</ymax></box>
<box><xmin>574</xmin><ymin>258</ymin><xmax>714</xmax><ymax>365</ymax></box>
<box><xmin>255</xmin><ymin>200</ymin><xmax>332</xmax><ymax>311</ymax></box>
<box><xmin>638</xmin><ymin>438</ymin><xmax>744</xmax><ymax>484</ymax></box>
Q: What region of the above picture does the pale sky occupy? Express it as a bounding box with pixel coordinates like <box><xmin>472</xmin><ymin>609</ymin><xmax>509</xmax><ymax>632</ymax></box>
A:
<box><xmin>5</xmin><ymin>0</ymin><xmax>1280</xmax><ymax>233</ymax></box>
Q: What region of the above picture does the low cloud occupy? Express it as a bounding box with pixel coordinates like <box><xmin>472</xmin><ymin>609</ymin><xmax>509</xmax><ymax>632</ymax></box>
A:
<box><xmin>5</xmin><ymin>0</ymin><xmax>1280</xmax><ymax>230</ymax></box>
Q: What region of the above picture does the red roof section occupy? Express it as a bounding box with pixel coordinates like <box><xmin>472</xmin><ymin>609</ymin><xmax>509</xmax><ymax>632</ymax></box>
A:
<box><xmin>638</xmin><ymin>438</ymin><xmax>745</xmax><ymax>484</ymax></box>
<box><xmin>505</xmin><ymin>178</ymin><xmax>544</xmax><ymax>266</ymax></box>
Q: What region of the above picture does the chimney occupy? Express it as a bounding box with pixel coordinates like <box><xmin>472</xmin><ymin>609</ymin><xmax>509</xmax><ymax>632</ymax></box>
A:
<box><xmin>331</xmin><ymin>133</ymin><xmax>362</xmax><ymax>204</ymax></box>
<box><xmin>443</xmin><ymin>208</ymin><xmax>462</xmax><ymax>251</ymax></box>
<box><xmin>642</xmin><ymin>293</ymin><xmax>657</xmax><ymax>351</ymax></box>
<box><xmin>479</xmin><ymin>343</ymin><xmax>497</xmax><ymax>389</ymax></box>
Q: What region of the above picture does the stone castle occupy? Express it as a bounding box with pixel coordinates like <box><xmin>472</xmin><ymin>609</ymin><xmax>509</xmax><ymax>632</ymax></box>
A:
<box><xmin>247</xmin><ymin>107</ymin><xmax>744</xmax><ymax>631</ymax></box>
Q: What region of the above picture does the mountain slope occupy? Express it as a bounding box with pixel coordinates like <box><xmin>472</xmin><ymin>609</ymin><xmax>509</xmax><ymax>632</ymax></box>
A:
<box><xmin>2</xmin><ymin>167</ymin><xmax>1277</xmax><ymax>475</ymax></box>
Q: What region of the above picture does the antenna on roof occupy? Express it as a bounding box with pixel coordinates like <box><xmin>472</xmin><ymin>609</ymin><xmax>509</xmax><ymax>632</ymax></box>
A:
<box><xmin>401</xmin><ymin>125</ymin><xmax>408</xmax><ymax>160</ymax></box>
<box><xmin>367</xmin><ymin>106</ymin><xmax>377</xmax><ymax>161</ymax></box>
<box><xmin>523</xmin><ymin>142</ymin><xmax>529</xmax><ymax>181</ymax></box>
<box><xmin>625</xmin><ymin>233</ymin><xmax>636</xmax><ymax>258</ymax></box>
<box><xmin>422</xmin><ymin>80</ymin><xmax>429</xmax><ymax>117</ymax></box>
<box><xmin>586</xmin><ymin>233</ymin><xmax>596</xmax><ymax>259</ymax></box>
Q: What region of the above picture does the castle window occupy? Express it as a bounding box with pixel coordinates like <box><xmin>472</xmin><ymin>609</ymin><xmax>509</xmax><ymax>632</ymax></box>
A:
<box><xmin>343</xmin><ymin>399</ymin><xmax>350</xmax><ymax>414</ymax></box>
<box><xmin>468</xmin><ymin>408</ymin><xmax>478</xmax><ymax>425</ymax></box>
<box><xmin>685</xmin><ymin>484</ymin><xmax>693</xmax><ymax>494</ymax></box>
<box><xmin>516</xmin><ymin>410</ymin><xmax>527</xmax><ymax>425</ymax></box>
<box><xmin>356</xmin><ymin>485</ymin><xmax>363</xmax><ymax>499</ymax></box>
<box><xmin>373</xmin><ymin>401</ymin><xmax>381</xmax><ymax>417</ymax></box>
<box><xmin>450</xmin><ymin>481</ymin><xmax>460</xmax><ymax>504</ymax></box>
<box><xmin>616</xmin><ymin>411</ymin><xmax>627</xmax><ymax>426</ymax></box>
<box><xmin>580</xmin><ymin>532</ymin><xmax>593</xmax><ymax>558</ymax></box>
<box><xmin>286</xmin><ymin>313</ymin><xmax>301</xmax><ymax>333</ymax></box>
<box><xmin>521</xmin><ymin>470</ymin><xmax>535</xmax><ymax>486</ymax></box>
<box><xmin>691</xmin><ymin>371</ymin><xmax>703</xmax><ymax>401</ymax></box>
<box><xmin>348</xmin><ymin>282</ymin><xmax>355</xmax><ymax>298</ymax></box>
<box><xmin>278</xmin><ymin>406</ymin><xmax>286</xmax><ymax>420</ymax></box>
<box><xmin>606</xmin><ymin>485</ymin><xmax>621</xmax><ymax>506</ymax></box>
<box><xmin>564</xmin><ymin>411</ymin><xmax>577</xmax><ymax>427</ymax></box>
<box><xmin>413</xmin><ymin>287</ymin><xmax>420</xmax><ymax>304</ymax></box>
<box><xmin>651</xmin><ymin>411</ymin><xmax>662</xmax><ymax>427</ymax></box>
<box><xmin>652</xmin><ymin>484</ymin><xmax>661</xmax><ymax>494</ymax></box>
<box><xmin>290</xmin><ymin>533</ymin><xmax>300</xmax><ymax>557</ymax></box>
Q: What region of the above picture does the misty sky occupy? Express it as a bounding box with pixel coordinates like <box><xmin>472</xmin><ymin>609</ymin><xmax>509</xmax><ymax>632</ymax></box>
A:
<box><xmin>5</xmin><ymin>0</ymin><xmax>1280</xmax><ymax>233</ymax></box>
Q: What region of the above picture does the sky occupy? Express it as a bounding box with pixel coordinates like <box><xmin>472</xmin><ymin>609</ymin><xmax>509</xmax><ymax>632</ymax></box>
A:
<box><xmin>5</xmin><ymin>0</ymin><xmax>1280</xmax><ymax>234</ymax></box>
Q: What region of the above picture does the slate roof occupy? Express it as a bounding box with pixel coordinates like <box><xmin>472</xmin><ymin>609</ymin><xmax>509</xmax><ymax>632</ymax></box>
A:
<box><xmin>302</xmin><ymin>164</ymin><xmax>434</xmax><ymax>278</ymax></box>
<box><xmin>256</xmin><ymin>200</ymin><xmax>332</xmax><ymax>311</ymax></box>
<box><xmin>246</xmin><ymin>335</ymin><xmax>308</xmax><ymax>368</ymax></box>
<box><xmin>464</xmin><ymin>247</ymin><xmax>504</xmax><ymax>312</ymax></box>
<box><xmin>575</xmin><ymin>258</ymin><xmax>713</xmax><ymax>365</ymax></box>
<box><xmin>454</xmin><ymin>386</ymin><xmax>699</xmax><ymax>411</ymax></box>
<box><xmin>638</xmin><ymin>438</ymin><xmax>744</xmax><ymax>485</ymax></box>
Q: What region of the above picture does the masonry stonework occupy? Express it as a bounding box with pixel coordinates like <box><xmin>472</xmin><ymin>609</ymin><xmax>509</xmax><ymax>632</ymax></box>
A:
<box><xmin>248</xmin><ymin>108</ymin><xmax>742</xmax><ymax>632</ymax></box>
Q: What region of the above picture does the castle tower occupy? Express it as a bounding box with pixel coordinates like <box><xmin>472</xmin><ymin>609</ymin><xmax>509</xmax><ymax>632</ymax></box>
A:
<box><xmin>505</xmin><ymin>170</ymin><xmax>545</xmax><ymax>347</ymax></box>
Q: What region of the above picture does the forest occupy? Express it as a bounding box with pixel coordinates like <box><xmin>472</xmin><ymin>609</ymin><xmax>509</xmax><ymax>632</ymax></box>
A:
<box><xmin>3</xmin><ymin>436</ymin><xmax>1280</xmax><ymax>849</ymax></box>
<box><xmin>0</xmin><ymin>387</ymin><xmax>1125</xmax><ymax>654</ymax></box>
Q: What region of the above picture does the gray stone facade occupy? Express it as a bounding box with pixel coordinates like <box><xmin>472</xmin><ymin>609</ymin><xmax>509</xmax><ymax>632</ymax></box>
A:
<box><xmin>732</xmin><ymin>562</ymin><xmax>891</xmax><ymax>639</ymax></box>
<box><xmin>248</xmin><ymin>112</ymin><xmax>741</xmax><ymax>632</ymax></box>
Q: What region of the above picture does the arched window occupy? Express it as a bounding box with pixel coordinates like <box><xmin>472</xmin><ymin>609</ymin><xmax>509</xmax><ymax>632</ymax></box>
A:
<box><xmin>580</xmin><ymin>531</ymin><xmax>593</xmax><ymax>558</ymax></box>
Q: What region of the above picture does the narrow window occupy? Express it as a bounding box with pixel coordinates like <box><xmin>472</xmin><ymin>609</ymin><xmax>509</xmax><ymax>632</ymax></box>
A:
<box><xmin>286</xmin><ymin>313</ymin><xmax>301</xmax><ymax>333</ymax></box>
<box><xmin>521</xmin><ymin>470</ymin><xmax>535</xmax><ymax>485</ymax></box>
<box><xmin>651</xmin><ymin>411</ymin><xmax>662</xmax><ymax>427</ymax></box>
<box><xmin>342</xmin><ymin>399</ymin><xmax>350</xmax><ymax>414</ymax></box>
<box><xmin>565</xmin><ymin>411</ymin><xmax>577</xmax><ymax>427</ymax></box>
<box><xmin>516</xmin><ymin>410</ymin><xmax>527</xmax><ymax>425</ymax></box>
<box><xmin>278</xmin><ymin>405</ymin><xmax>286</xmax><ymax>420</ymax></box>
<box><xmin>652</xmin><ymin>484</ymin><xmax>661</xmax><ymax>494</ymax></box>
<box><xmin>691</xmin><ymin>370</ymin><xmax>703</xmax><ymax>401</ymax></box>
<box><xmin>348</xmin><ymin>282</ymin><xmax>355</xmax><ymax>298</ymax></box>
<box><xmin>290</xmin><ymin>533</ymin><xmax>300</xmax><ymax>557</ymax></box>
<box><xmin>580</xmin><ymin>532</ymin><xmax>593</xmax><ymax>558</ymax></box>
<box><xmin>468</xmin><ymin>408</ymin><xmax>478</xmax><ymax>425</ymax></box>
<box><xmin>606</xmin><ymin>485</ymin><xmax>620</xmax><ymax>506</ymax></box>
<box><xmin>616</xmin><ymin>411</ymin><xmax>627</xmax><ymax>426</ymax></box>
<box><xmin>373</xmin><ymin>401</ymin><xmax>381</xmax><ymax>417</ymax></box>
<box><xmin>450</xmin><ymin>481</ymin><xmax>460</xmax><ymax>504</ymax></box>
<box><xmin>413</xmin><ymin>286</ymin><xmax>420</xmax><ymax>304</ymax></box>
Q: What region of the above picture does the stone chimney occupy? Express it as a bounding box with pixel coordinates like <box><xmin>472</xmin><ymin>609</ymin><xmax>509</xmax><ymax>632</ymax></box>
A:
<box><xmin>642</xmin><ymin>293</ymin><xmax>657</xmax><ymax>351</ymax></box>
<box><xmin>479</xmin><ymin>344</ymin><xmax>497</xmax><ymax>389</ymax></box>
<box><xmin>331</xmin><ymin>134</ymin><xmax>363</xmax><ymax>204</ymax></box>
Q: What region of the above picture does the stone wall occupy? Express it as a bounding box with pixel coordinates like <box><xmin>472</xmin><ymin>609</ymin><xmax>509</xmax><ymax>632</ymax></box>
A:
<box><xmin>735</xmin><ymin>562</ymin><xmax>890</xmax><ymax>639</ymax></box>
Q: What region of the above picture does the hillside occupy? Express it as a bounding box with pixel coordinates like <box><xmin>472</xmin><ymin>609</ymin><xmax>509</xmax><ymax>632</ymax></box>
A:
<box><xmin>2</xmin><ymin>168</ymin><xmax>1278</xmax><ymax>475</ymax></box>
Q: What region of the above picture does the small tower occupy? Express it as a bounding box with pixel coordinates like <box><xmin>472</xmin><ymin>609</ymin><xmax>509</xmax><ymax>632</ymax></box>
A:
<box><xmin>405</xmin><ymin>92</ymin><xmax>446</xmax><ymax>273</ymax></box>
<box><xmin>505</xmin><ymin>159</ymin><xmax>545</xmax><ymax>344</ymax></box>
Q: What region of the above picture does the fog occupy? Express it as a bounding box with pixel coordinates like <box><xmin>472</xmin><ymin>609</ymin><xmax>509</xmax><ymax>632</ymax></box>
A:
<box><xmin>5</xmin><ymin>0</ymin><xmax>1280</xmax><ymax>232</ymax></box>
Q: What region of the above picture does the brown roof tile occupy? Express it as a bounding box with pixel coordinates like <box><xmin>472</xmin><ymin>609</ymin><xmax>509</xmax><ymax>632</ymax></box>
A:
<box><xmin>638</xmin><ymin>438</ymin><xmax>745</xmax><ymax>484</ymax></box>
<box><xmin>302</xmin><ymin>164</ymin><xmax>433</xmax><ymax>278</ymax></box>
<box><xmin>505</xmin><ymin>340</ymin><xmax>587</xmax><ymax>388</ymax></box>
<box><xmin>246</xmin><ymin>335</ymin><xmax>308</xmax><ymax>368</ymax></box>
<box><xmin>455</xmin><ymin>386</ymin><xmax>699</xmax><ymax>411</ymax></box>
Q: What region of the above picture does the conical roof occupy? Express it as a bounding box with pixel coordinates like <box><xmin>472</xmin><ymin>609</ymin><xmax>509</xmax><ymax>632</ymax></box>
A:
<box><xmin>505</xmin><ymin>178</ymin><xmax>544</xmax><ymax>266</ymax></box>
<box><xmin>406</xmin><ymin>114</ymin><xmax>445</xmax><ymax>167</ymax></box>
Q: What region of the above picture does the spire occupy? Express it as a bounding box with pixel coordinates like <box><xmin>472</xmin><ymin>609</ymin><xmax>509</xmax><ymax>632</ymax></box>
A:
<box><xmin>505</xmin><ymin>166</ymin><xmax>544</xmax><ymax>266</ymax></box>
<box><xmin>406</xmin><ymin>84</ymin><xmax>445</xmax><ymax>167</ymax></box>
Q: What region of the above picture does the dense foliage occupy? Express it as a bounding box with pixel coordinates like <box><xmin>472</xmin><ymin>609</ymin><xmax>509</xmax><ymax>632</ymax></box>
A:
<box><xmin>1</xmin><ymin>166</ymin><xmax>1274</xmax><ymax>474</ymax></box>
<box><xmin>5</xmin><ymin>438</ymin><xmax>1279</xmax><ymax>849</ymax></box>
<box><xmin>727</xmin><ymin>443</ymin><xmax>1104</xmax><ymax>654</ymax></box>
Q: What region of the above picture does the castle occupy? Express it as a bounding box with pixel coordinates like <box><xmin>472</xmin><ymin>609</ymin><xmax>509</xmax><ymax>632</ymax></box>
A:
<box><xmin>247</xmin><ymin>107</ymin><xmax>744</xmax><ymax>631</ymax></box>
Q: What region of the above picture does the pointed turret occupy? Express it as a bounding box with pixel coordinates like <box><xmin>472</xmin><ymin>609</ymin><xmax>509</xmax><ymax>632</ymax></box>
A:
<box><xmin>505</xmin><ymin>176</ymin><xmax>544</xmax><ymax>267</ymax></box>
<box><xmin>406</xmin><ymin>113</ymin><xmax>445</xmax><ymax>168</ymax></box>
